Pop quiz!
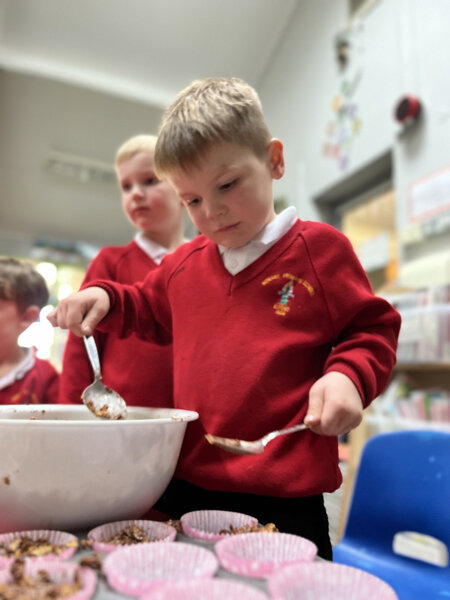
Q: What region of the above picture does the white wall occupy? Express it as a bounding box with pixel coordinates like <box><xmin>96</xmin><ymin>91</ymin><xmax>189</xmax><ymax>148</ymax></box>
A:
<box><xmin>259</xmin><ymin>0</ymin><xmax>450</xmax><ymax>277</ymax></box>
<box><xmin>0</xmin><ymin>71</ymin><xmax>164</xmax><ymax>250</ymax></box>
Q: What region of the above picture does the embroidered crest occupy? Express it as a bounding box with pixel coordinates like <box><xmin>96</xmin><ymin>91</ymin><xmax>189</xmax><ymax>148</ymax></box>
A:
<box><xmin>261</xmin><ymin>272</ymin><xmax>314</xmax><ymax>316</ymax></box>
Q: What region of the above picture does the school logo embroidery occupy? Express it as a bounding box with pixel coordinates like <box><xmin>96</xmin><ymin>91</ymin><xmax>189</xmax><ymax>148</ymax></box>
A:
<box><xmin>261</xmin><ymin>272</ymin><xmax>314</xmax><ymax>316</ymax></box>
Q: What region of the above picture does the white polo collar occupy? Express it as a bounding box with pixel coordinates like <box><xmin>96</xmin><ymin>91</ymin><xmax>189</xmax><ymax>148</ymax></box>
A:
<box><xmin>0</xmin><ymin>347</ymin><xmax>35</xmax><ymax>390</ymax></box>
<box><xmin>218</xmin><ymin>206</ymin><xmax>298</xmax><ymax>275</ymax></box>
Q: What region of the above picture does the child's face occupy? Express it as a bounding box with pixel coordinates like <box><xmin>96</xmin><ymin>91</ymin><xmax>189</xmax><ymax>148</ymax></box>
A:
<box><xmin>168</xmin><ymin>140</ymin><xmax>284</xmax><ymax>249</ymax></box>
<box><xmin>117</xmin><ymin>151</ymin><xmax>183</xmax><ymax>239</ymax></box>
<box><xmin>0</xmin><ymin>299</ymin><xmax>29</xmax><ymax>351</ymax></box>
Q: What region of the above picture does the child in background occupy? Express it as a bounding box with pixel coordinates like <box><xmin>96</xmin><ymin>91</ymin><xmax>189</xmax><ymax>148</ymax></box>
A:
<box><xmin>0</xmin><ymin>257</ymin><xmax>59</xmax><ymax>404</ymax></box>
<box><xmin>48</xmin><ymin>78</ymin><xmax>401</xmax><ymax>558</ymax></box>
<box><xmin>60</xmin><ymin>134</ymin><xmax>186</xmax><ymax>407</ymax></box>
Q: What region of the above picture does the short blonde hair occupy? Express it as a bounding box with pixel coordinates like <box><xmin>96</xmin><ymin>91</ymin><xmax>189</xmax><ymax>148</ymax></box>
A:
<box><xmin>115</xmin><ymin>134</ymin><xmax>157</xmax><ymax>168</ymax></box>
<box><xmin>154</xmin><ymin>77</ymin><xmax>272</xmax><ymax>178</ymax></box>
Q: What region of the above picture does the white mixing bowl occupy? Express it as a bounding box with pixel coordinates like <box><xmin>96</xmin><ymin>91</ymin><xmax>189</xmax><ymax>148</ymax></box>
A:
<box><xmin>0</xmin><ymin>404</ymin><xmax>198</xmax><ymax>533</ymax></box>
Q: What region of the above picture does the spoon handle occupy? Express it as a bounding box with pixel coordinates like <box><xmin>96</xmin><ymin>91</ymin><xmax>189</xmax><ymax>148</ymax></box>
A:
<box><xmin>263</xmin><ymin>423</ymin><xmax>308</xmax><ymax>445</ymax></box>
<box><xmin>83</xmin><ymin>335</ymin><xmax>102</xmax><ymax>379</ymax></box>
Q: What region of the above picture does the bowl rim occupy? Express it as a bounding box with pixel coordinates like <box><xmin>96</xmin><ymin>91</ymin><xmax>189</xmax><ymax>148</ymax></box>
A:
<box><xmin>0</xmin><ymin>404</ymin><xmax>199</xmax><ymax>426</ymax></box>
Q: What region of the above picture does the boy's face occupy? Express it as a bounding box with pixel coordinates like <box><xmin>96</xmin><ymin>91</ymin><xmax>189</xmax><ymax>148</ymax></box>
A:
<box><xmin>117</xmin><ymin>151</ymin><xmax>183</xmax><ymax>239</ymax></box>
<box><xmin>0</xmin><ymin>299</ymin><xmax>31</xmax><ymax>352</ymax></box>
<box><xmin>168</xmin><ymin>140</ymin><xmax>284</xmax><ymax>248</ymax></box>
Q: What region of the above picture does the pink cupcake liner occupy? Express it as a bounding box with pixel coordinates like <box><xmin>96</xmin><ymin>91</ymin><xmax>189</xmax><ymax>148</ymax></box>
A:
<box><xmin>267</xmin><ymin>561</ymin><xmax>399</xmax><ymax>599</ymax></box>
<box><xmin>0</xmin><ymin>529</ymin><xmax>78</xmax><ymax>567</ymax></box>
<box><xmin>141</xmin><ymin>577</ymin><xmax>269</xmax><ymax>599</ymax></box>
<box><xmin>0</xmin><ymin>558</ymin><xmax>97</xmax><ymax>600</ymax></box>
<box><xmin>180</xmin><ymin>510</ymin><xmax>259</xmax><ymax>542</ymax></box>
<box><xmin>87</xmin><ymin>519</ymin><xmax>177</xmax><ymax>553</ymax></box>
<box><xmin>103</xmin><ymin>540</ymin><xmax>218</xmax><ymax>597</ymax></box>
<box><xmin>215</xmin><ymin>532</ymin><xmax>317</xmax><ymax>579</ymax></box>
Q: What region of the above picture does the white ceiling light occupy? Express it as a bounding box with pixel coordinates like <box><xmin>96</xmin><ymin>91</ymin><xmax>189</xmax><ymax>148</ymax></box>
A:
<box><xmin>45</xmin><ymin>149</ymin><xmax>115</xmax><ymax>184</ymax></box>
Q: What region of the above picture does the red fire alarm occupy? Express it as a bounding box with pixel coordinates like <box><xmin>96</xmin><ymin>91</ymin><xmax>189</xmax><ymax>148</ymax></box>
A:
<box><xmin>394</xmin><ymin>95</ymin><xmax>422</xmax><ymax>125</ymax></box>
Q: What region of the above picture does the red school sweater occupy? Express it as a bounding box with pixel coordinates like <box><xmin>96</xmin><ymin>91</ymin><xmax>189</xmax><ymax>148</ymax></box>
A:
<box><xmin>0</xmin><ymin>357</ymin><xmax>59</xmax><ymax>405</ymax></box>
<box><xmin>91</xmin><ymin>220</ymin><xmax>401</xmax><ymax>498</ymax></box>
<box><xmin>60</xmin><ymin>241</ymin><xmax>173</xmax><ymax>408</ymax></box>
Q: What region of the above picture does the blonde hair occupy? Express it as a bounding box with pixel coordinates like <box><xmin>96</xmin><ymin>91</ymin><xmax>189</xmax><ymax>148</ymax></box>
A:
<box><xmin>0</xmin><ymin>257</ymin><xmax>49</xmax><ymax>312</ymax></box>
<box><xmin>115</xmin><ymin>134</ymin><xmax>157</xmax><ymax>168</ymax></box>
<box><xmin>154</xmin><ymin>77</ymin><xmax>272</xmax><ymax>178</ymax></box>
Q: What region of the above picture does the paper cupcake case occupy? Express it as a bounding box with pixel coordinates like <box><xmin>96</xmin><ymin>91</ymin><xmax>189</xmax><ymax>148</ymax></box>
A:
<box><xmin>103</xmin><ymin>540</ymin><xmax>219</xmax><ymax>597</ymax></box>
<box><xmin>215</xmin><ymin>532</ymin><xmax>317</xmax><ymax>579</ymax></box>
<box><xmin>0</xmin><ymin>529</ymin><xmax>78</xmax><ymax>567</ymax></box>
<box><xmin>87</xmin><ymin>519</ymin><xmax>177</xmax><ymax>553</ymax></box>
<box><xmin>267</xmin><ymin>562</ymin><xmax>399</xmax><ymax>600</ymax></box>
<box><xmin>180</xmin><ymin>509</ymin><xmax>259</xmax><ymax>542</ymax></box>
<box><xmin>141</xmin><ymin>577</ymin><xmax>269</xmax><ymax>600</ymax></box>
<box><xmin>0</xmin><ymin>558</ymin><xmax>97</xmax><ymax>600</ymax></box>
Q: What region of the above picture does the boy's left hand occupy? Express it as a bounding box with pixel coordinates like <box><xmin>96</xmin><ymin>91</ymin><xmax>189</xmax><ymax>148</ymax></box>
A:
<box><xmin>304</xmin><ymin>371</ymin><xmax>363</xmax><ymax>436</ymax></box>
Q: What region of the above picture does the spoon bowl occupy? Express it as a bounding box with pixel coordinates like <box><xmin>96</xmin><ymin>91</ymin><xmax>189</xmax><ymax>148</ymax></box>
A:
<box><xmin>205</xmin><ymin>423</ymin><xmax>308</xmax><ymax>455</ymax></box>
<box><xmin>82</xmin><ymin>335</ymin><xmax>127</xmax><ymax>420</ymax></box>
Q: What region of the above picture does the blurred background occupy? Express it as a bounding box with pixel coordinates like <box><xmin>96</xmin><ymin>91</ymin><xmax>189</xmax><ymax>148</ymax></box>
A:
<box><xmin>2</xmin><ymin>0</ymin><xmax>450</xmax><ymax>544</ymax></box>
<box><xmin>1</xmin><ymin>0</ymin><xmax>449</xmax><ymax>379</ymax></box>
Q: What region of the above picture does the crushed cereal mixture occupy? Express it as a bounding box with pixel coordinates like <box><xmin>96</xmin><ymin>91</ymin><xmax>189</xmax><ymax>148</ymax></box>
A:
<box><xmin>80</xmin><ymin>538</ymin><xmax>93</xmax><ymax>550</ymax></box>
<box><xmin>99</xmin><ymin>525</ymin><xmax>155</xmax><ymax>545</ymax></box>
<box><xmin>166</xmin><ymin>519</ymin><xmax>183</xmax><ymax>533</ymax></box>
<box><xmin>85</xmin><ymin>400</ymin><xmax>109</xmax><ymax>419</ymax></box>
<box><xmin>79</xmin><ymin>552</ymin><xmax>102</xmax><ymax>573</ymax></box>
<box><xmin>0</xmin><ymin>537</ymin><xmax>78</xmax><ymax>558</ymax></box>
<box><xmin>0</xmin><ymin>558</ymin><xmax>82</xmax><ymax>600</ymax></box>
<box><xmin>219</xmin><ymin>522</ymin><xmax>279</xmax><ymax>535</ymax></box>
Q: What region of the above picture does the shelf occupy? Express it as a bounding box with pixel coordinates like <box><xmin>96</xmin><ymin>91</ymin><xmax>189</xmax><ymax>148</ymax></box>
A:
<box><xmin>364</xmin><ymin>413</ymin><xmax>450</xmax><ymax>432</ymax></box>
<box><xmin>396</xmin><ymin>363</ymin><xmax>450</xmax><ymax>371</ymax></box>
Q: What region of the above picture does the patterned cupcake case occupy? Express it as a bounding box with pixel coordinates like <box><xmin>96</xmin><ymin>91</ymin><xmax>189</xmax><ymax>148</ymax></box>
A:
<box><xmin>87</xmin><ymin>519</ymin><xmax>176</xmax><ymax>553</ymax></box>
<box><xmin>141</xmin><ymin>577</ymin><xmax>269</xmax><ymax>599</ymax></box>
<box><xmin>103</xmin><ymin>540</ymin><xmax>219</xmax><ymax>596</ymax></box>
<box><xmin>0</xmin><ymin>529</ymin><xmax>78</xmax><ymax>567</ymax></box>
<box><xmin>267</xmin><ymin>561</ymin><xmax>399</xmax><ymax>599</ymax></box>
<box><xmin>180</xmin><ymin>509</ymin><xmax>259</xmax><ymax>542</ymax></box>
<box><xmin>215</xmin><ymin>532</ymin><xmax>317</xmax><ymax>578</ymax></box>
<box><xmin>0</xmin><ymin>558</ymin><xmax>97</xmax><ymax>600</ymax></box>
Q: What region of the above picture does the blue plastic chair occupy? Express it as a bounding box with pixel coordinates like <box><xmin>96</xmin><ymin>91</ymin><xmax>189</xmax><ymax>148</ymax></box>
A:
<box><xmin>333</xmin><ymin>430</ymin><xmax>450</xmax><ymax>600</ymax></box>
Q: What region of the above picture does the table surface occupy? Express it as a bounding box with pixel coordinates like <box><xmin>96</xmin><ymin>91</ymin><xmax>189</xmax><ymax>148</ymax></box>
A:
<box><xmin>75</xmin><ymin>530</ymin><xmax>270</xmax><ymax>598</ymax></box>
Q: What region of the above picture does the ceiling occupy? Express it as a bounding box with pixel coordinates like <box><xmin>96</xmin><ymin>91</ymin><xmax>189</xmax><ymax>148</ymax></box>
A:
<box><xmin>1</xmin><ymin>0</ymin><xmax>300</xmax><ymax>109</ymax></box>
<box><xmin>0</xmin><ymin>0</ymin><xmax>300</xmax><ymax>260</ymax></box>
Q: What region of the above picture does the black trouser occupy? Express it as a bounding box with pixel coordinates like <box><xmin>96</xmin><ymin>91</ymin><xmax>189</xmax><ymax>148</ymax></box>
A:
<box><xmin>154</xmin><ymin>478</ymin><xmax>333</xmax><ymax>560</ymax></box>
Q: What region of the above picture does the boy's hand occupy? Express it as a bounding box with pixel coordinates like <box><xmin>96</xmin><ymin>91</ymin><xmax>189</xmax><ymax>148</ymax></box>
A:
<box><xmin>304</xmin><ymin>371</ymin><xmax>363</xmax><ymax>436</ymax></box>
<box><xmin>47</xmin><ymin>286</ymin><xmax>110</xmax><ymax>336</ymax></box>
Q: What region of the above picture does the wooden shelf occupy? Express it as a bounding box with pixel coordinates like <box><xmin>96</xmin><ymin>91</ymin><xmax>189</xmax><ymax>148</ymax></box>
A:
<box><xmin>394</xmin><ymin>364</ymin><xmax>450</xmax><ymax>390</ymax></box>
<box><xmin>395</xmin><ymin>363</ymin><xmax>450</xmax><ymax>371</ymax></box>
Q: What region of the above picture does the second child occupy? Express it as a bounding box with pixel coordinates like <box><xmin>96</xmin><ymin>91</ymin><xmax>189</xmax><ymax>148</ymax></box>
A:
<box><xmin>59</xmin><ymin>135</ymin><xmax>186</xmax><ymax>407</ymax></box>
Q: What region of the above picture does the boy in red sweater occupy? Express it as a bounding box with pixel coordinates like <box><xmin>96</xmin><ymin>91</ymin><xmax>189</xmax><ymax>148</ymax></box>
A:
<box><xmin>49</xmin><ymin>78</ymin><xmax>401</xmax><ymax>558</ymax></box>
<box><xmin>59</xmin><ymin>135</ymin><xmax>186</xmax><ymax>407</ymax></box>
<box><xmin>0</xmin><ymin>257</ymin><xmax>59</xmax><ymax>404</ymax></box>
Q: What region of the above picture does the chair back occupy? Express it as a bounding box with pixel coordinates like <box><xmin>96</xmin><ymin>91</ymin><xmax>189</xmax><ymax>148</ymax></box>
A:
<box><xmin>343</xmin><ymin>430</ymin><xmax>450</xmax><ymax>552</ymax></box>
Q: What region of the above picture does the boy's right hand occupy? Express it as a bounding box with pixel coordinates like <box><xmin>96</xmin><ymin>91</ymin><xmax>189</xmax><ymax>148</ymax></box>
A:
<box><xmin>47</xmin><ymin>286</ymin><xmax>110</xmax><ymax>336</ymax></box>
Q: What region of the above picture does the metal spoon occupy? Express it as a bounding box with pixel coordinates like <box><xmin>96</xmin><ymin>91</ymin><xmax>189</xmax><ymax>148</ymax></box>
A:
<box><xmin>81</xmin><ymin>335</ymin><xmax>127</xmax><ymax>420</ymax></box>
<box><xmin>205</xmin><ymin>423</ymin><xmax>308</xmax><ymax>455</ymax></box>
